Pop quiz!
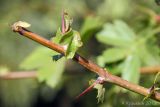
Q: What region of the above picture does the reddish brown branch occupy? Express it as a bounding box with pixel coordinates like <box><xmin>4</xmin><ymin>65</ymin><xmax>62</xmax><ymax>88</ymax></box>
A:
<box><xmin>11</xmin><ymin>26</ymin><xmax>160</xmax><ymax>101</ymax></box>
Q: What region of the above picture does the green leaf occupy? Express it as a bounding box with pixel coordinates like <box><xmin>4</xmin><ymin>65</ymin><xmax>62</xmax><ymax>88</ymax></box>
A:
<box><xmin>135</xmin><ymin>28</ymin><xmax>160</xmax><ymax>66</ymax></box>
<box><xmin>20</xmin><ymin>46</ymin><xmax>65</xmax><ymax>88</ymax></box>
<box><xmin>96</xmin><ymin>20</ymin><xmax>136</xmax><ymax>47</ymax></box>
<box><xmin>122</xmin><ymin>55</ymin><xmax>141</xmax><ymax>84</ymax></box>
<box><xmin>52</xmin><ymin>29</ymin><xmax>82</xmax><ymax>59</ymax></box>
<box><xmin>80</xmin><ymin>16</ymin><xmax>103</xmax><ymax>43</ymax></box>
<box><xmin>51</xmin><ymin>11</ymin><xmax>83</xmax><ymax>59</ymax></box>
<box><xmin>137</xmin><ymin>43</ymin><xmax>160</xmax><ymax>66</ymax></box>
<box><xmin>51</xmin><ymin>28</ymin><xmax>73</xmax><ymax>45</ymax></box>
<box><xmin>20</xmin><ymin>47</ymin><xmax>57</xmax><ymax>69</ymax></box>
<box><xmin>66</xmin><ymin>30</ymin><xmax>83</xmax><ymax>59</ymax></box>
<box><xmin>38</xmin><ymin>57</ymin><xmax>65</xmax><ymax>88</ymax></box>
<box><xmin>97</xmin><ymin>48</ymin><xmax>128</xmax><ymax>66</ymax></box>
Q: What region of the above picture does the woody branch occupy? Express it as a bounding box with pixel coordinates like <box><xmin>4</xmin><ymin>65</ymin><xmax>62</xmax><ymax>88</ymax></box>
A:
<box><xmin>10</xmin><ymin>26</ymin><xmax>160</xmax><ymax>101</ymax></box>
<box><xmin>1</xmin><ymin>66</ymin><xmax>159</xmax><ymax>79</ymax></box>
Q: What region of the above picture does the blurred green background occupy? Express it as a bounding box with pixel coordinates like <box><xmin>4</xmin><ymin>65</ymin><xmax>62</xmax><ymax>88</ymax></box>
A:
<box><xmin>0</xmin><ymin>0</ymin><xmax>160</xmax><ymax>107</ymax></box>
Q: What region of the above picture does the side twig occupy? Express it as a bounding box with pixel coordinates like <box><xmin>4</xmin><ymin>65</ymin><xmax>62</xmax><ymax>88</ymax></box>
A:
<box><xmin>1</xmin><ymin>66</ymin><xmax>159</xmax><ymax>80</ymax></box>
<box><xmin>11</xmin><ymin>27</ymin><xmax>160</xmax><ymax>101</ymax></box>
<box><xmin>140</xmin><ymin>66</ymin><xmax>160</xmax><ymax>74</ymax></box>
<box><xmin>0</xmin><ymin>71</ymin><xmax>37</xmax><ymax>79</ymax></box>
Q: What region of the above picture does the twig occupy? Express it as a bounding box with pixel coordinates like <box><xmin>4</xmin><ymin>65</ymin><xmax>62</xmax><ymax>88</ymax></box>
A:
<box><xmin>140</xmin><ymin>66</ymin><xmax>160</xmax><ymax>74</ymax></box>
<box><xmin>1</xmin><ymin>66</ymin><xmax>159</xmax><ymax>79</ymax></box>
<box><xmin>11</xmin><ymin>26</ymin><xmax>160</xmax><ymax>101</ymax></box>
<box><xmin>0</xmin><ymin>71</ymin><xmax>37</xmax><ymax>79</ymax></box>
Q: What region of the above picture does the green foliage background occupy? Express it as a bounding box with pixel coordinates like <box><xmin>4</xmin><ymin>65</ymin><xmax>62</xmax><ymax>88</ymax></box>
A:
<box><xmin>0</xmin><ymin>0</ymin><xmax>160</xmax><ymax>107</ymax></box>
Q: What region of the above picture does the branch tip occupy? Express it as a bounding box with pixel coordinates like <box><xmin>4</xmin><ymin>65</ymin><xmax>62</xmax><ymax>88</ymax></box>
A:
<box><xmin>11</xmin><ymin>21</ymin><xmax>31</xmax><ymax>32</ymax></box>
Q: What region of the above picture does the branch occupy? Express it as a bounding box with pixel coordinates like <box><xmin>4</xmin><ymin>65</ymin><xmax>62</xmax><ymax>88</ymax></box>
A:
<box><xmin>11</xmin><ymin>26</ymin><xmax>160</xmax><ymax>101</ymax></box>
<box><xmin>140</xmin><ymin>66</ymin><xmax>160</xmax><ymax>74</ymax></box>
<box><xmin>0</xmin><ymin>71</ymin><xmax>37</xmax><ymax>79</ymax></box>
<box><xmin>1</xmin><ymin>66</ymin><xmax>159</xmax><ymax>79</ymax></box>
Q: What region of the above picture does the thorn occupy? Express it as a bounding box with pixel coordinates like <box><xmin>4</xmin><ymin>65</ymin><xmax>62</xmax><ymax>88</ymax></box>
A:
<box><xmin>75</xmin><ymin>77</ymin><xmax>105</xmax><ymax>100</ymax></box>
<box><xmin>75</xmin><ymin>82</ymin><xmax>96</xmax><ymax>100</ymax></box>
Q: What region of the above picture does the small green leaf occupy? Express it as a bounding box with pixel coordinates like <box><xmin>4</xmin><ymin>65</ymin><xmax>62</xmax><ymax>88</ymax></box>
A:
<box><xmin>66</xmin><ymin>30</ymin><xmax>83</xmax><ymax>59</ymax></box>
<box><xmin>20</xmin><ymin>46</ymin><xmax>65</xmax><ymax>88</ymax></box>
<box><xmin>97</xmin><ymin>48</ymin><xmax>128</xmax><ymax>66</ymax></box>
<box><xmin>52</xmin><ymin>28</ymin><xmax>82</xmax><ymax>59</ymax></box>
<box><xmin>51</xmin><ymin>28</ymin><xmax>73</xmax><ymax>45</ymax></box>
<box><xmin>94</xmin><ymin>83</ymin><xmax>105</xmax><ymax>103</ymax></box>
<box><xmin>52</xmin><ymin>11</ymin><xmax>83</xmax><ymax>59</ymax></box>
<box><xmin>20</xmin><ymin>47</ymin><xmax>57</xmax><ymax>69</ymax></box>
<box><xmin>38</xmin><ymin>57</ymin><xmax>65</xmax><ymax>88</ymax></box>
<box><xmin>122</xmin><ymin>55</ymin><xmax>141</xmax><ymax>84</ymax></box>
<box><xmin>96</xmin><ymin>20</ymin><xmax>136</xmax><ymax>47</ymax></box>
